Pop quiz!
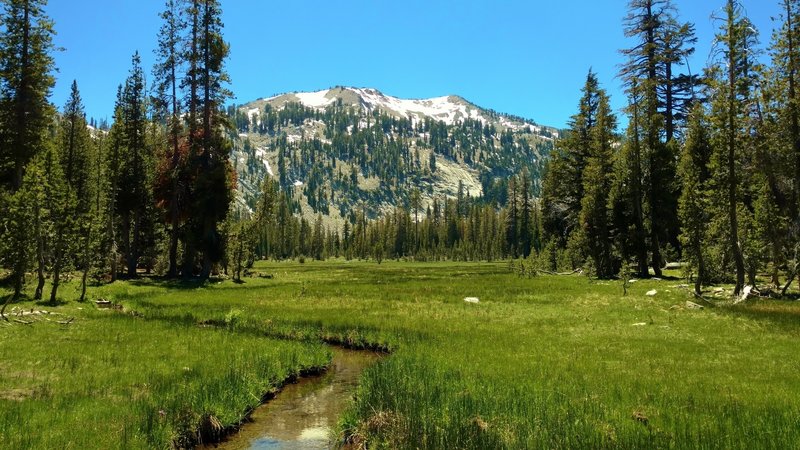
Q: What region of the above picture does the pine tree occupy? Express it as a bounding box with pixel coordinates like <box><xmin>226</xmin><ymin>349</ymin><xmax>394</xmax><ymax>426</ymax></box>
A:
<box><xmin>505</xmin><ymin>176</ymin><xmax>519</xmax><ymax>257</ymax></box>
<box><xmin>519</xmin><ymin>168</ymin><xmax>533</xmax><ymax>258</ymax></box>
<box><xmin>579</xmin><ymin>90</ymin><xmax>618</xmax><ymax>278</ymax></box>
<box><xmin>708</xmin><ymin>0</ymin><xmax>759</xmax><ymax>295</ymax></box>
<box><xmin>678</xmin><ymin>105</ymin><xmax>712</xmax><ymax>295</ymax></box>
<box><xmin>55</xmin><ymin>81</ymin><xmax>91</xmax><ymax>300</ymax></box>
<box><xmin>227</xmin><ymin>217</ymin><xmax>254</xmax><ymax>283</ymax></box>
<box><xmin>114</xmin><ymin>53</ymin><xmax>155</xmax><ymax>278</ymax></box>
<box><xmin>312</xmin><ymin>213</ymin><xmax>324</xmax><ymax>260</ymax></box>
<box><xmin>0</xmin><ymin>0</ymin><xmax>56</xmax><ymax>299</ymax></box>
<box><xmin>41</xmin><ymin>144</ymin><xmax>73</xmax><ymax>304</ymax></box>
<box><xmin>254</xmin><ymin>177</ymin><xmax>278</xmax><ymax>259</ymax></box>
<box><xmin>153</xmin><ymin>0</ymin><xmax>187</xmax><ymax>277</ymax></box>
<box><xmin>184</xmin><ymin>0</ymin><xmax>234</xmax><ymax>279</ymax></box>
<box><xmin>764</xmin><ymin>0</ymin><xmax>800</xmax><ymax>291</ymax></box>
<box><xmin>79</xmin><ymin>129</ymin><xmax>107</xmax><ymax>301</ymax></box>
<box><xmin>620</xmin><ymin>0</ymin><xmax>686</xmax><ymax>277</ymax></box>
<box><xmin>541</xmin><ymin>70</ymin><xmax>601</xmax><ymax>248</ymax></box>
<box><xmin>0</xmin><ymin>0</ymin><xmax>56</xmax><ymax>190</ymax></box>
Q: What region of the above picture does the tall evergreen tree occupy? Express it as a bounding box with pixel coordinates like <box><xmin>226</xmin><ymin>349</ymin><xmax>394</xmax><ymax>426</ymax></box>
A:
<box><xmin>614</xmin><ymin>82</ymin><xmax>650</xmax><ymax>277</ymax></box>
<box><xmin>114</xmin><ymin>53</ymin><xmax>154</xmax><ymax>278</ymax></box>
<box><xmin>153</xmin><ymin>0</ymin><xmax>187</xmax><ymax>278</ymax></box>
<box><xmin>184</xmin><ymin>0</ymin><xmax>234</xmax><ymax>279</ymax></box>
<box><xmin>678</xmin><ymin>105</ymin><xmax>712</xmax><ymax>295</ymax></box>
<box><xmin>541</xmin><ymin>70</ymin><xmax>602</xmax><ymax>247</ymax></box>
<box><xmin>56</xmin><ymin>81</ymin><xmax>92</xmax><ymax>300</ymax></box>
<box><xmin>505</xmin><ymin>176</ymin><xmax>519</xmax><ymax>257</ymax></box>
<box><xmin>0</xmin><ymin>0</ymin><xmax>56</xmax><ymax>299</ymax></box>
<box><xmin>0</xmin><ymin>0</ymin><xmax>56</xmax><ymax>190</ymax></box>
<box><xmin>519</xmin><ymin>168</ymin><xmax>533</xmax><ymax>258</ymax></box>
<box><xmin>708</xmin><ymin>0</ymin><xmax>759</xmax><ymax>295</ymax></box>
<box><xmin>579</xmin><ymin>90</ymin><xmax>618</xmax><ymax>278</ymax></box>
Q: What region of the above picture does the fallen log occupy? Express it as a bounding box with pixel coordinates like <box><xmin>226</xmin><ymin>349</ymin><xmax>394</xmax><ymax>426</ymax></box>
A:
<box><xmin>536</xmin><ymin>269</ymin><xmax>583</xmax><ymax>276</ymax></box>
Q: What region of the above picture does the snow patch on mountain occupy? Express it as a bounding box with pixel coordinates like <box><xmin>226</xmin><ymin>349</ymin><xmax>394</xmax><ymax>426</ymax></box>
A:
<box><xmin>255</xmin><ymin>87</ymin><xmax>543</xmax><ymax>131</ymax></box>
<box><xmin>294</xmin><ymin>90</ymin><xmax>336</xmax><ymax>108</ymax></box>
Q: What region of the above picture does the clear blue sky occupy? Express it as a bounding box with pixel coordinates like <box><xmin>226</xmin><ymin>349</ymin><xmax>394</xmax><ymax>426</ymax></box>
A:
<box><xmin>47</xmin><ymin>0</ymin><xmax>779</xmax><ymax>129</ymax></box>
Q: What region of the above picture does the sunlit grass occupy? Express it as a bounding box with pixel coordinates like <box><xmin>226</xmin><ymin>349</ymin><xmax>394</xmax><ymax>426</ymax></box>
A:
<box><xmin>2</xmin><ymin>260</ymin><xmax>799</xmax><ymax>448</ymax></box>
<box><xmin>0</xmin><ymin>302</ymin><xmax>328</xmax><ymax>449</ymax></box>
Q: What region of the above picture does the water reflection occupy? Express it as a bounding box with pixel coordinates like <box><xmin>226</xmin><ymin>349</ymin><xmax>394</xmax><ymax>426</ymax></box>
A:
<box><xmin>208</xmin><ymin>348</ymin><xmax>381</xmax><ymax>450</ymax></box>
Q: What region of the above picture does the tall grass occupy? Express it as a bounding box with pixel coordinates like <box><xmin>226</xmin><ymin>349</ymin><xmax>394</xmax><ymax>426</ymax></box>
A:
<box><xmin>2</xmin><ymin>260</ymin><xmax>800</xmax><ymax>448</ymax></box>
<box><xmin>0</xmin><ymin>308</ymin><xmax>328</xmax><ymax>449</ymax></box>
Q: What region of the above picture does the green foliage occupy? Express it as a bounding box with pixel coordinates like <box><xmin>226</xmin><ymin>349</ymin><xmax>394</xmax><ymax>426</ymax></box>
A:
<box><xmin>0</xmin><ymin>0</ymin><xmax>57</xmax><ymax>190</ymax></box>
<box><xmin>2</xmin><ymin>262</ymin><xmax>794</xmax><ymax>449</ymax></box>
<box><xmin>678</xmin><ymin>105</ymin><xmax>712</xmax><ymax>293</ymax></box>
<box><xmin>0</xmin><ymin>302</ymin><xmax>328</xmax><ymax>449</ymax></box>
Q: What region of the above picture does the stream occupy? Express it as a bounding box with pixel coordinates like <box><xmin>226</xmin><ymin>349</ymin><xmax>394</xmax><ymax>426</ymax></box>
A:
<box><xmin>206</xmin><ymin>348</ymin><xmax>381</xmax><ymax>450</ymax></box>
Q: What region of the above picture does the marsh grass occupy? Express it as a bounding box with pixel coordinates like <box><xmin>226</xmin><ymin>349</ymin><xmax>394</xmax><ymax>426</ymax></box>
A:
<box><xmin>2</xmin><ymin>261</ymin><xmax>799</xmax><ymax>449</ymax></box>
<box><xmin>0</xmin><ymin>303</ymin><xmax>329</xmax><ymax>449</ymax></box>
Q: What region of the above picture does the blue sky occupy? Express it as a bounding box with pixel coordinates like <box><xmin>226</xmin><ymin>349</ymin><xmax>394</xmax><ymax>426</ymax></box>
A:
<box><xmin>47</xmin><ymin>1</ymin><xmax>779</xmax><ymax>129</ymax></box>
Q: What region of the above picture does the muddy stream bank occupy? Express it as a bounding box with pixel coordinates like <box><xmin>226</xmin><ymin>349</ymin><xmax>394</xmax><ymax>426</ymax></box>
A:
<box><xmin>204</xmin><ymin>348</ymin><xmax>381</xmax><ymax>450</ymax></box>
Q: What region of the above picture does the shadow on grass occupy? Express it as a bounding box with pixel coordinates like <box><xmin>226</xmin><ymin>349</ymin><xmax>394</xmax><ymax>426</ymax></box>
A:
<box><xmin>35</xmin><ymin>298</ymin><xmax>69</xmax><ymax>307</ymax></box>
<box><xmin>122</xmin><ymin>275</ymin><xmax>226</xmax><ymax>291</ymax></box>
<box><xmin>721</xmin><ymin>300</ymin><xmax>800</xmax><ymax>331</ymax></box>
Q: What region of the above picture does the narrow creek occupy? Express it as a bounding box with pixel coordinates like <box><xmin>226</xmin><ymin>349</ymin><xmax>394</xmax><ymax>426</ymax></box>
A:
<box><xmin>206</xmin><ymin>348</ymin><xmax>381</xmax><ymax>450</ymax></box>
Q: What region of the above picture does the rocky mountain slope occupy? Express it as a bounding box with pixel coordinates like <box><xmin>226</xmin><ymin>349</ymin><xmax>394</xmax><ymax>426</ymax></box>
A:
<box><xmin>228</xmin><ymin>87</ymin><xmax>557</xmax><ymax>224</ymax></box>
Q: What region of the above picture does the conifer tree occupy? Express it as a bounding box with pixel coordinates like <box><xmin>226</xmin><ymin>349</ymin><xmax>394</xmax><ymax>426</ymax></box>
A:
<box><xmin>579</xmin><ymin>90</ymin><xmax>617</xmax><ymax>278</ymax></box>
<box><xmin>519</xmin><ymin>168</ymin><xmax>533</xmax><ymax>258</ymax></box>
<box><xmin>505</xmin><ymin>176</ymin><xmax>519</xmax><ymax>257</ymax></box>
<box><xmin>0</xmin><ymin>0</ymin><xmax>56</xmax><ymax>299</ymax></box>
<box><xmin>41</xmin><ymin>144</ymin><xmax>73</xmax><ymax>304</ymax></box>
<box><xmin>55</xmin><ymin>81</ymin><xmax>91</xmax><ymax>300</ymax></box>
<box><xmin>620</xmin><ymin>0</ymin><xmax>681</xmax><ymax>276</ymax></box>
<box><xmin>541</xmin><ymin>71</ymin><xmax>601</xmax><ymax>248</ymax></box>
<box><xmin>678</xmin><ymin>105</ymin><xmax>712</xmax><ymax>295</ymax></box>
<box><xmin>184</xmin><ymin>0</ymin><xmax>234</xmax><ymax>279</ymax></box>
<box><xmin>0</xmin><ymin>0</ymin><xmax>56</xmax><ymax>190</ymax></box>
<box><xmin>114</xmin><ymin>53</ymin><xmax>154</xmax><ymax>278</ymax></box>
<box><xmin>153</xmin><ymin>0</ymin><xmax>187</xmax><ymax>277</ymax></box>
<box><xmin>708</xmin><ymin>0</ymin><xmax>759</xmax><ymax>295</ymax></box>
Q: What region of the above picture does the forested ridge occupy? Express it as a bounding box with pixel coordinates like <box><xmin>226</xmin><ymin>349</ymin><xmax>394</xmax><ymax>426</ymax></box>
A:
<box><xmin>1</xmin><ymin>0</ymin><xmax>799</xmax><ymax>303</ymax></box>
<box><xmin>228</xmin><ymin>91</ymin><xmax>555</xmax><ymax>222</ymax></box>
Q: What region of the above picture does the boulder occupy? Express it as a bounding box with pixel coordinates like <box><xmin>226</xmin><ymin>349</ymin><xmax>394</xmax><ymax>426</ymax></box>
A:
<box><xmin>464</xmin><ymin>297</ymin><xmax>480</xmax><ymax>304</ymax></box>
<box><xmin>686</xmin><ymin>301</ymin><xmax>704</xmax><ymax>310</ymax></box>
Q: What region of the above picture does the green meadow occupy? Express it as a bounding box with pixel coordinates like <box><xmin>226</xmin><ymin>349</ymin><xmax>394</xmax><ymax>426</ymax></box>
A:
<box><xmin>1</xmin><ymin>261</ymin><xmax>799</xmax><ymax>449</ymax></box>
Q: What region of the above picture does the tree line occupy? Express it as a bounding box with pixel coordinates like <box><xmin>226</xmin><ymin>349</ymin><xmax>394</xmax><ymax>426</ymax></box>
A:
<box><xmin>0</xmin><ymin>0</ymin><xmax>235</xmax><ymax>306</ymax></box>
<box><xmin>237</xmin><ymin>0</ymin><xmax>800</xmax><ymax>300</ymax></box>
<box><xmin>541</xmin><ymin>0</ymin><xmax>800</xmax><ymax>297</ymax></box>
<box><xmin>4</xmin><ymin>0</ymin><xmax>799</xmax><ymax>303</ymax></box>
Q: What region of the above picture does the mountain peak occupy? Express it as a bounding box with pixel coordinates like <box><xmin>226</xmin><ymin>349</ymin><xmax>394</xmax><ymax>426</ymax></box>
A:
<box><xmin>249</xmin><ymin>87</ymin><xmax>541</xmax><ymax>131</ymax></box>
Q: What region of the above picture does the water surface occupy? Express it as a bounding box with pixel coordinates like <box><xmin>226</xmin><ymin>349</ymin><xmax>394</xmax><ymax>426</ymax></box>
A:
<box><xmin>208</xmin><ymin>348</ymin><xmax>380</xmax><ymax>450</ymax></box>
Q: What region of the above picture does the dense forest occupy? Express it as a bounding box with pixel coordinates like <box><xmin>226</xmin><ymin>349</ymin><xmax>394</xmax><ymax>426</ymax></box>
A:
<box><xmin>2</xmin><ymin>0</ymin><xmax>799</xmax><ymax>304</ymax></box>
<box><xmin>228</xmin><ymin>92</ymin><xmax>555</xmax><ymax>220</ymax></box>
<box><xmin>0</xmin><ymin>0</ymin><xmax>234</xmax><ymax>306</ymax></box>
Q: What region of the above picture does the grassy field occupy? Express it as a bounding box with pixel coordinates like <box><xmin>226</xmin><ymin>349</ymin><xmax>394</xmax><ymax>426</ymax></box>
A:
<box><xmin>2</xmin><ymin>261</ymin><xmax>800</xmax><ymax>449</ymax></box>
<box><xmin>0</xmin><ymin>296</ymin><xmax>329</xmax><ymax>449</ymax></box>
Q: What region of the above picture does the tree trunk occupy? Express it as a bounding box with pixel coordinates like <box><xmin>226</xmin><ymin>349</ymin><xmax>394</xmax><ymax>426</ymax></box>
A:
<box><xmin>80</xmin><ymin>265</ymin><xmax>89</xmax><ymax>302</ymax></box>
<box><xmin>50</xmin><ymin>253</ymin><xmax>61</xmax><ymax>305</ymax></box>
<box><xmin>695</xmin><ymin>250</ymin><xmax>705</xmax><ymax>297</ymax></box>
<box><xmin>33</xmin><ymin>218</ymin><xmax>45</xmax><ymax>301</ymax></box>
<box><xmin>127</xmin><ymin>213</ymin><xmax>140</xmax><ymax>278</ymax></box>
<box><xmin>182</xmin><ymin>239</ymin><xmax>196</xmax><ymax>279</ymax></box>
<box><xmin>727</xmin><ymin>2</ymin><xmax>746</xmax><ymax>296</ymax></box>
<box><xmin>201</xmin><ymin>252</ymin><xmax>212</xmax><ymax>280</ymax></box>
